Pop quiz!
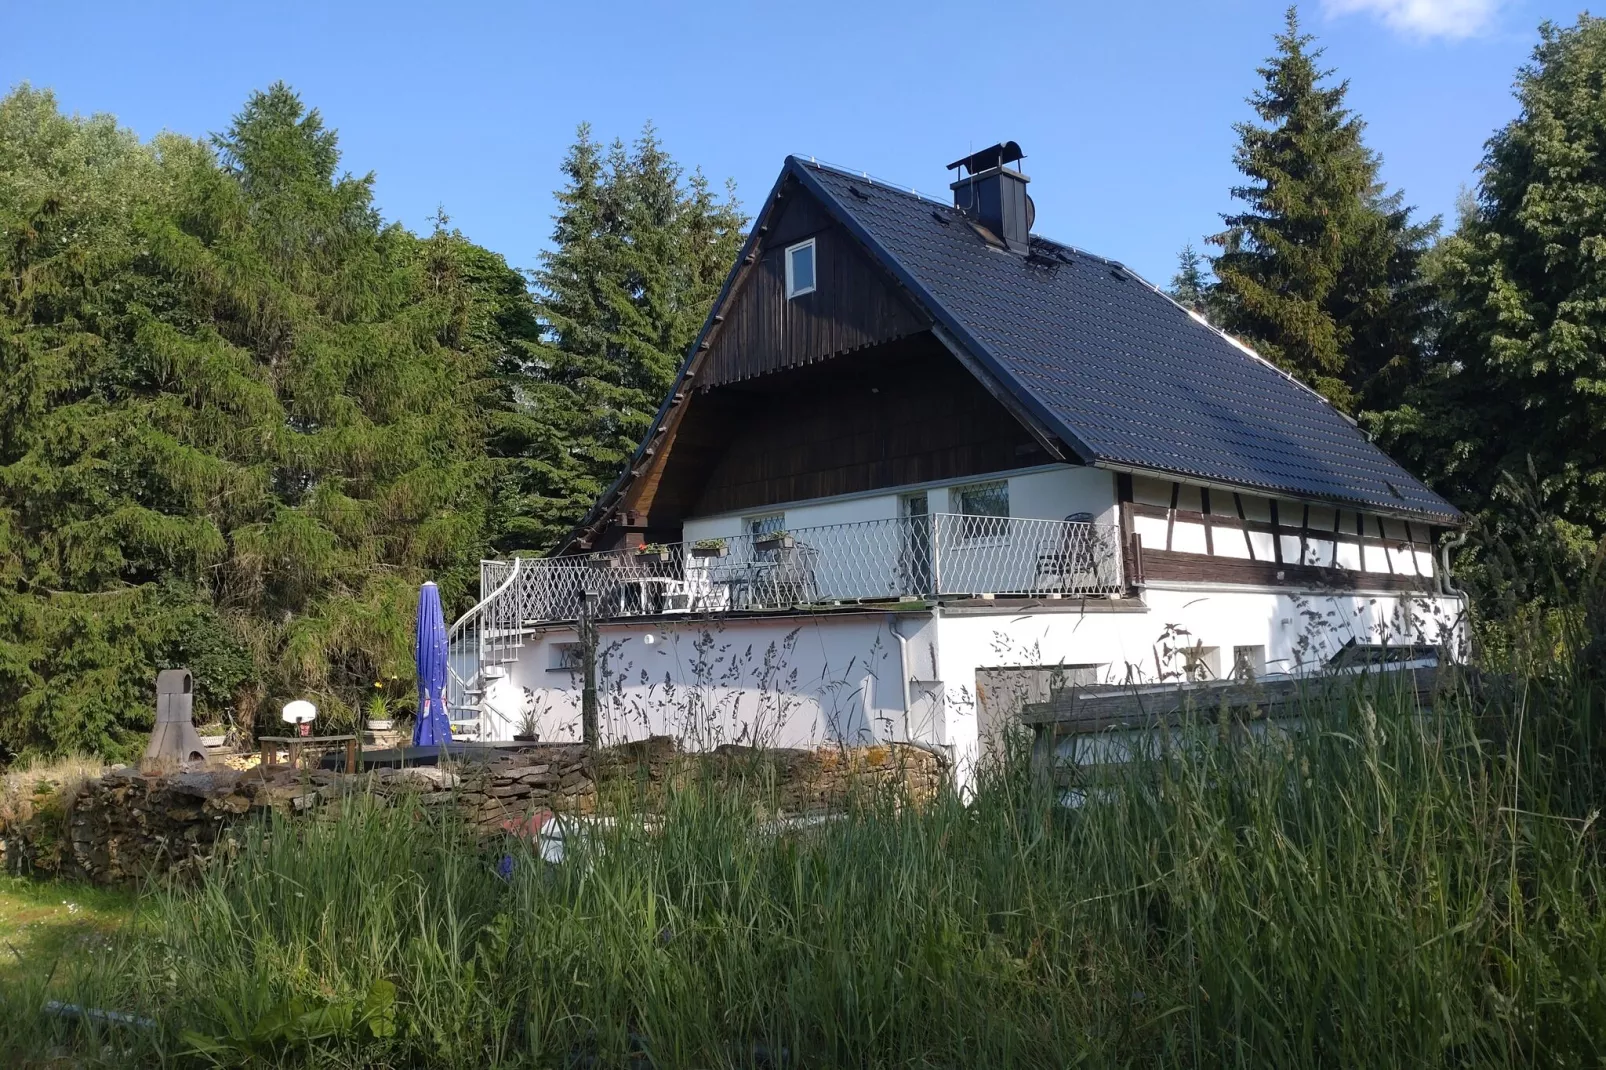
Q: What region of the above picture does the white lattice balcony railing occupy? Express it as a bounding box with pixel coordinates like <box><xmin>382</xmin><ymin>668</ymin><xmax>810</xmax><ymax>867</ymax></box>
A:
<box><xmin>446</xmin><ymin>514</ymin><xmax>1123</xmax><ymax>723</ymax></box>
<box><xmin>504</xmin><ymin>514</ymin><xmax>1120</xmax><ymax>625</ymax></box>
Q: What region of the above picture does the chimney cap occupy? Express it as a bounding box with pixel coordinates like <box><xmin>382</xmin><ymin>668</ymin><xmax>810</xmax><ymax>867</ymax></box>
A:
<box><xmin>946</xmin><ymin>141</ymin><xmax>1025</xmax><ymax>176</ymax></box>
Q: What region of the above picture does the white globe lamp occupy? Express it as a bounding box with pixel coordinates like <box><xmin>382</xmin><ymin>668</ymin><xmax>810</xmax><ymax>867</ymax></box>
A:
<box><xmin>282</xmin><ymin>699</ymin><xmax>317</xmax><ymax>738</ymax></box>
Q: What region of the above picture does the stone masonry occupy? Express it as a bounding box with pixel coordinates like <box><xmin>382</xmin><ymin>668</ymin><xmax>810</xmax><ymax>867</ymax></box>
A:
<box><xmin>0</xmin><ymin>739</ymin><xmax>946</xmax><ymax>885</ymax></box>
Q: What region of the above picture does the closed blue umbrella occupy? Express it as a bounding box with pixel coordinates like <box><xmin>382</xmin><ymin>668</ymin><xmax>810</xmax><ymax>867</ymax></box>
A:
<box><xmin>413</xmin><ymin>581</ymin><xmax>452</xmax><ymax>747</ymax></box>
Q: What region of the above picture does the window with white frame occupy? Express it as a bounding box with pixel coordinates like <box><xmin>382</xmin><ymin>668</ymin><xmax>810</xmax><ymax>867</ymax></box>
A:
<box><xmin>785</xmin><ymin>239</ymin><xmax>816</xmax><ymax>299</ymax></box>
<box><xmin>954</xmin><ymin>480</ymin><xmax>1009</xmax><ymax>541</ymax></box>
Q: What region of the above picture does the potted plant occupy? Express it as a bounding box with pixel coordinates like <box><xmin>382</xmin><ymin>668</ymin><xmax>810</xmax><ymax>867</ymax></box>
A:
<box><xmin>195</xmin><ymin>722</ymin><xmax>228</xmax><ymax>749</ymax></box>
<box><xmin>514</xmin><ymin>708</ymin><xmax>540</xmax><ymax>744</ymax></box>
<box><xmin>755</xmin><ymin>530</ymin><xmax>794</xmax><ymax>552</ymax></box>
<box><xmin>690</xmin><ymin>537</ymin><xmax>728</xmax><ymax>559</ymax></box>
<box><xmin>634</xmin><ymin>543</ymin><xmax>671</xmax><ymax>562</ymax></box>
<box><xmin>365</xmin><ymin>692</ymin><xmax>394</xmax><ymax>732</ymax></box>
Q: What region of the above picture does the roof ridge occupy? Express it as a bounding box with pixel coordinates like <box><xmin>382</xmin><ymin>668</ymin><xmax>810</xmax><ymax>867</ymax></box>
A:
<box><xmin>793</xmin><ymin>155</ymin><xmax>1144</xmax><ymax>275</ymax></box>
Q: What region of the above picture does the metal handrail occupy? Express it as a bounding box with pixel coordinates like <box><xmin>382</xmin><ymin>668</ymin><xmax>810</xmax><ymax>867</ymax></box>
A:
<box><xmin>477</xmin><ymin>514</ymin><xmax>1121</xmax><ymax>628</ymax></box>
<box><xmin>445</xmin><ymin>516</ymin><xmax>1122</xmax><ymax>733</ymax></box>
<box><xmin>445</xmin><ymin>555</ymin><xmax>527</xmax><ymax>737</ymax></box>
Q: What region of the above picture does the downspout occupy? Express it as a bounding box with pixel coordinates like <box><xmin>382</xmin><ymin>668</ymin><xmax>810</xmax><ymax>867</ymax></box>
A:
<box><xmin>888</xmin><ymin>613</ymin><xmax>915</xmax><ymax>739</ymax></box>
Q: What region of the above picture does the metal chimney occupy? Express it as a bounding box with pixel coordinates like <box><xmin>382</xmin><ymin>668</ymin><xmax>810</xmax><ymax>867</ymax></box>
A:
<box><xmin>948</xmin><ymin>141</ymin><xmax>1034</xmax><ymax>254</ymax></box>
<box><xmin>142</xmin><ymin>668</ymin><xmax>209</xmax><ymax>770</ymax></box>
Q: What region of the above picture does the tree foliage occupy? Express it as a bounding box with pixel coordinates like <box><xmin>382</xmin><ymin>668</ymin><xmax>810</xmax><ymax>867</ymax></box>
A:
<box><xmin>529</xmin><ymin>124</ymin><xmax>744</xmax><ymax>539</ymax></box>
<box><xmin>1384</xmin><ymin>17</ymin><xmax>1606</xmax><ymax>554</ymax></box>
<box><xmin>1209</xmin><ymin>8</ymin><xmax>1436</xmax><ymax>414</ymax></box>
<box><xmin>0</xmin><ymin>86</ymin><xmax>505</xmax><ymax>757</ymax></box>
<box><xmin>0</xmin><ymin>86</ymin><xmax>743</xmax><ymax>760</ymax></box>
<box><xmin>1167</xmin><ymin>243</ymin><xmax>1213</xmax><ymax>319</ymax></box>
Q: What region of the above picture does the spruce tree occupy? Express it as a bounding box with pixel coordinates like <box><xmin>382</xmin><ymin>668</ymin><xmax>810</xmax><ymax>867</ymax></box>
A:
<box><xmin>1210</xmin><ymin>7</ymin><xmax>1435</xmax><ymax>414</ymax></box>
<box><xmin>1168</xmin><ymin>244</ymin><xmax>1212</xmax><ymax>318</ymax></box>
<box><xmin>0</xmin><ymin>85</ymin><xmax>508</xmax><ymax>758</ymax></box>
<box><xmin>530</xmin><ymin>124</ymin><xmax>744</xmax><ymax>543</ymax></box>
<box><xmin>0</xmin><ymin>87</ymin><xmax>247</xmax><ymax>757</ymax></box>
<box><xmin>1388</xmin><ymin>17</ymin><xmax>1606</xmax><ymax>542</ymax></box>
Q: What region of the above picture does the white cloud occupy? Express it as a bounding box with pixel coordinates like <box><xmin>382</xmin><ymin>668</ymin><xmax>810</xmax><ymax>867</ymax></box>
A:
<box><xmin>1322</xmin><ymin>0</ymin><xmax>1500</xmax><ymax>39</ymax></box>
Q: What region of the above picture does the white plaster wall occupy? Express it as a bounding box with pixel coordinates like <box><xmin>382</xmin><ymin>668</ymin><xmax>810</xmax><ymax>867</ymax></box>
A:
<box><xmin>933</xmin><ymin>586</ymin><xmax>1467</xmax><ymax>783</ymax></box>
<box><xmin>1003</xmin><ymin>466</ymin><xmax>1117</xmax><ymax>524</ymax></box>
<box><xmin>682</xmin><ymin>464</ymin><xmax>1115</xmax><ymax>538</ymax></box>
<box><xmin>490</xmin><ymin>613</ymin><xmax>944</xmax><ymax>750</ymax></box>
<box><xmin>480</xmin><ymin>583</ymin><xmax>1465</xmax><ymax>794</ymax></box>
<box><xmin>682</xmin><ymin>493</ymin><xmax>902</xmax><ymax>546</ymax></box>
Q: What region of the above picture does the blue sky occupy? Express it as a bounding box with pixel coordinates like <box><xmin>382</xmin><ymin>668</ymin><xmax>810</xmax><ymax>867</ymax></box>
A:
<box><xmin>1</xmin><ymin>0</ymin><xmax>1588</xmax><ymax>284</ymax></box>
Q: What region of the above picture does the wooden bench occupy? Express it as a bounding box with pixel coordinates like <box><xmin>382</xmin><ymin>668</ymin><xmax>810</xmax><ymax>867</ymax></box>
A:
<box><xmin>258</xmin><ymin>734</ymin><xmax>360</xmax><ymax>773</ymax></box>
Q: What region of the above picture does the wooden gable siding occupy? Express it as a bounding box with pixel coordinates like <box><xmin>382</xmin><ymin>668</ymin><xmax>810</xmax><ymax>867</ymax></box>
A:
<box><xmin>692</xmin><ymin>334</ymin><xmax>1049</xmax><ymax>517</ymax></box>
<box><xmin>701</xmin><ymin>188</ymin><xmax>927</xmax><ymax>388</ymax></box>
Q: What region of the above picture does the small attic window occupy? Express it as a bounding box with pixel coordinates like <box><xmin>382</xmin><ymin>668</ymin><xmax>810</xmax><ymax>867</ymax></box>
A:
<box><xmin>785</xmin><ymin>238</ymin><xmax>816</xmax><ymax>299</ymax></box>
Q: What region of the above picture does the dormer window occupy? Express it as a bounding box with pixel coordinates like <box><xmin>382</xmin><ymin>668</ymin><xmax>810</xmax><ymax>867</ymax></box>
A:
<box><xmin>785</xmin><ymin>239</ymin><xmax>816</xmax><ymax>299</ymax></box>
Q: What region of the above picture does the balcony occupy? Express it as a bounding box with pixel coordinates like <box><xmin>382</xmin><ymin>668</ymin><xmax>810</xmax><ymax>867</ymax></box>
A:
<box><xmin>484</xmin><ymin>513</ymin><xmax>1124</xmax><ymax>627</ymax></box>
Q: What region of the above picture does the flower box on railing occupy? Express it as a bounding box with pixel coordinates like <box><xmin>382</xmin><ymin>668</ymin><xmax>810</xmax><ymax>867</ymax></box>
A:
<box><xmin>755</xmin><ymin>533</ymin><xmax>794</xmax><ymax>552</ymax></box>
<box><xmin>690</xmin><ymin>539</ymin><xmax>728</xmax><ymax>559</ymax></box>
<box><xmin>633</xmin><ymin>543</ymin><xmax>670</xmax><ymax>562</ymax></box>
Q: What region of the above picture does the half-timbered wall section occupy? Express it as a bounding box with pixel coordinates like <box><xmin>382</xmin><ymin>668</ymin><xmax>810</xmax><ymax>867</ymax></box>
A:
<box><xmin>1122</xmin><ymin>475</ymin><xmax>1441</xmax><ymax>592</ymax></box>
<box><xmin>701</xmin><ymin>181</ymin><xmax>927</xmax><ymax>388</ymax></box>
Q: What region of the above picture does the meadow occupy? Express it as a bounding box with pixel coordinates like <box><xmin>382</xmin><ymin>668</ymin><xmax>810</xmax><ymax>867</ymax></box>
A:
<box><xmin>2</xmin><ymin>657</ymin><xmax>1604</xmax><ymax>1069</ymax></box>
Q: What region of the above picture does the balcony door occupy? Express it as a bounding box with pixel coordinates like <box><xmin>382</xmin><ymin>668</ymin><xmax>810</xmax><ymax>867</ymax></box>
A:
<box><xmin>899</xmin><ymin>493</ymin><xmax>933</xmax><ymax>596</ymax></box>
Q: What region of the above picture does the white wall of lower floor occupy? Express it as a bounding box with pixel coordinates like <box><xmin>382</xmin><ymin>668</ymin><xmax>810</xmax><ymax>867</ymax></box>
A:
<box><xmin>485</xmin><ymin>612</ymin><xmax>941</xmax><ymax>752</ymax></box>
<box><xmin>933</xmin><ymin>584</ymin><xmax>1467</xmax><ymax>781</ymax></box>
<box><xmin>482</xmin><ymin>585</ymin><xmax>1466</xmax><ymax>790</ymax></box>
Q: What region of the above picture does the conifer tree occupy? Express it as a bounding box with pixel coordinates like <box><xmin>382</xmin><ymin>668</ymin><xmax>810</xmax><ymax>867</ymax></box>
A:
<box><xmin>530</xmin><ymin>124</ymin><xmax>744</xmax><ymax>541</ymax></box>
<box><xmin>1168</xmin><ymin>244</ymin><xmax>1212</xmax><ymax>318</ymax></box>
<box><xmin>1386</xmin><ymin>16</ymin><xmax>1606</xmax><ymax>542</ymax></box>
<box><xmin>1210</xmin><ymin>8</ymin><xmax>1435</xmax><ymax>414</ymax></box>
<box><xmin>0</xmin><ymin>85</ymin><xmax>504</xmax><ymax>758</ymax></box>
<box><xmin>0</xmin><ymin>87</ymin><xmax>247</xmax><ymax>757</ymax></box>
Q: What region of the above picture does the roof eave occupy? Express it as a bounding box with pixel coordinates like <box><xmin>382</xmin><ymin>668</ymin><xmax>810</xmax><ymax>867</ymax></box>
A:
<box><xmin>1091</xmin><ymin>459</ymin><xmax>1464</xmax><ymax>527</ymax></box>
<box><xmin>551</xmin><ymin>167</ymin><xmax>796</xmax><ymax>556</ymax></box>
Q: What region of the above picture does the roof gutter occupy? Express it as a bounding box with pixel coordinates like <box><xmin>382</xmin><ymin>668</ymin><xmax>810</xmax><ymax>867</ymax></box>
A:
<box><xmin>1091</xmin><ymin>458</ymin><xmax>1464</xmax><ymax>527</ymax></box>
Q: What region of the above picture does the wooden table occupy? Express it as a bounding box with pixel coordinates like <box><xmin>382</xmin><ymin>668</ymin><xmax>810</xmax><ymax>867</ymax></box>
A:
<box><xmin>258</xmin><ymin>734</ymin><xmax>360</xmax><ymax>773</ymax></box>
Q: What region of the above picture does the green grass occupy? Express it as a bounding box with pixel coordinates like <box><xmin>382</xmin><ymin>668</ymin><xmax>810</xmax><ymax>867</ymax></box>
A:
<box><xmin>0</xmin><ymin>876</ymin><xmax>136</xmax><ymax>986</ymax></box>
<box><xmin>4</xmin><ymin>670</ymin><xmax>1606</xmax><ymax>1067</ymax></box>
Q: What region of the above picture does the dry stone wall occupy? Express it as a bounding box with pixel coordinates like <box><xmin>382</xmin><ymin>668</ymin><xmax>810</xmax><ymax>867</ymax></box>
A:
<box><xmin>0</xmin><ymin>739</ymin><xmax>946</xmax><ymax>885</ymax></box>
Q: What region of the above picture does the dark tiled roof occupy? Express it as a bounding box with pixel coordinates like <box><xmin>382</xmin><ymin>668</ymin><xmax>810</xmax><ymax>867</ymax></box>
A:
<box><xmin>790</xmin><ymin>159</ymin><xmax>1460</xmax><ymax>525</ymax></box>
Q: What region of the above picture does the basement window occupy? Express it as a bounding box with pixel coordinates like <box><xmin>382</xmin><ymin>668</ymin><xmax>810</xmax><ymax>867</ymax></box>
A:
<box><xmin>785</xmin><ymin>238</ymin><xmax>816</xmax><ymax>299</ymax></box>
<box><xmin>1182</xmin><ymin>645</ymin><xmax>1221</xmax><ymax>682</ymax></box>
<box><xmin>1232</xmin><ymin>645</ymin><xmax>1266</xmax><ymax>681</ymax></box>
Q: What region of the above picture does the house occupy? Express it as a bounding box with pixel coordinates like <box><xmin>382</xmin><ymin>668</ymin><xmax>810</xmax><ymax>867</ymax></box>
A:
<box><xmin>449</xmin><ymin>142</ymin><xmax>1465</xmax><ymax>780</ymax></box>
